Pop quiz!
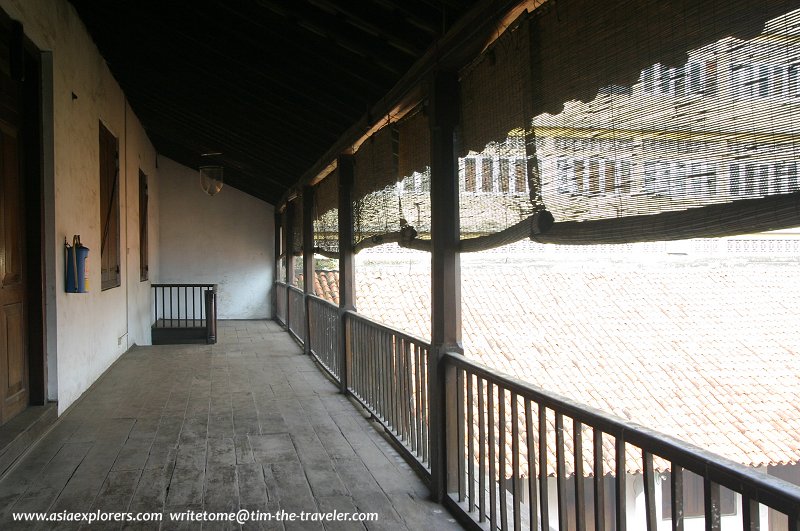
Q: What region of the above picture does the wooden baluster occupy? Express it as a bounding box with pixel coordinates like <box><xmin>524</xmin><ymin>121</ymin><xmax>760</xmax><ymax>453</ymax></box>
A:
<box><xmin>418</xmin><ymin>344</ymin><xmax>425</xmax><ymax>460</ymax></box>
<box><xmin>511</xmin><ymin>392</ymin><xmax>520</xmax><ymax>531</ymax></box>
<box><xmin>421</xmin><ymin>347</ymin><xmax>429</xmax><ymax>463</ymax></box>
<box><xmin>539</xmin><ymin>407</ymin><xmax>550</xmax><ymax>530</ymax></box>
<box><xmin>742</xmin><ymin>496</ymin><xmax>760</xmax><ymax>531</ymax></box>
<box><xmin>488</xmin><ymin>382</ymin><xmax>497</xmax><ymax>529</ymax></box>
<box><xmin>616</xmin><ymin>436</ymin><xmax>627</xmax><ymax>531</ymax></box>
<box><xmin>404</xmin><ymin>339</ymin><xmax>413</xmax><ymax>443</ymax></box>
<box><xmin>525</xmin><ymin>400</ymin><xmax>539</xmax><ymax>531</ymax></box>
<box><xmin>457</xmin><ymin>369</ymin><xmax>465</xmax><ymax>502</ymax></box>
<box><xmin>499</xmin><ymin>387</ymin><xmax>508</xmax><ymax>531</ymax></box>
<box><xmin>555</xmin><ymin>413</ymin><xmax>567</xmax><ymax>531</ymax></box>
<box><xmin>672</xmin><ymin>465</ymin><xmax>684</xmax><ymax>531</ymax></box>
<box><xmin>389</xmin><ymin>337</ymin><xmax>397</xmax><ymax>433</ymax></box>
<box><xmin>594</xmin><ymin>429</ymin><xmax>606</xmax><ymax>531</ymax></box>
<box><xmin>574</xmin><ymin>420</ymin><xmax>585</xmax><ymax>531</ymax></box>
<box><xmin>467</xmin><ymin>372</ymin><xmax>475</xmax><ymax>513</ymax></box>
<box><xmin>643</xmin><ymin>451</ymin><xmax>656</xmax><ymax>531</ymax></box>
<box><xmin>478</xmin><ymin>377</ymin><xmax>486</xmax><ymax>523</ymax></box>
<box><xmin>704</xmin><ymin>477</ymin><xmax>721</xmax><ymax>531</ymax></box>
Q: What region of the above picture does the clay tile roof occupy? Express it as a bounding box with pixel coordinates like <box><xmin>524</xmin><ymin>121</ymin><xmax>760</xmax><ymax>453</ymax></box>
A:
<box><xmin>308</xmin><ymin>256</ymin><xmax>800</xmax><ymax>476</ymax></box>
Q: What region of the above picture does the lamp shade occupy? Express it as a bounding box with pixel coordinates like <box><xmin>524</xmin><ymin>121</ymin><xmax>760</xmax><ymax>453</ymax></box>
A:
<box><xmin>200</xmin><ymin>165</ymin><xmax>224</xmax><ymax>196</ymax></box>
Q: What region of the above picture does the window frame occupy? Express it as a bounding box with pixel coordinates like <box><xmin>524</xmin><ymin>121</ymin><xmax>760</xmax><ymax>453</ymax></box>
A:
<box><xmin>99</xmin><ymin>121</ymin><xmax>120</xmax><ymax>291</ymax></box>
<box><xmin>139</xmin><ymin>169</ymin><xmax>149</xmax><ymax>282</ymax></box>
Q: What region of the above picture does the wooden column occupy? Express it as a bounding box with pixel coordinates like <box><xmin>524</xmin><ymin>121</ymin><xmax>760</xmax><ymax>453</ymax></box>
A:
<box><xmin>273</xmin><ymin>210</ymin><xmax>282</xmax><ymax>321</ymax></box>
<box><xmin>303</xmin><ymin>186</ymin><xmax>315</xmax><ymax>354</ymax></box>
<box><xmin>284</xmin><ymin>201</ymin><xmax>295</xmax><ymax>330</ymax></box>
<box><xmin>428</xmin><ymin>70</ymin><xmax>462</xmax><ymax>502</ymax></box>
<box><xmin>337</xmin><ymin>155</ymin><xmax>356</xmax><ymax>394</ymax></box>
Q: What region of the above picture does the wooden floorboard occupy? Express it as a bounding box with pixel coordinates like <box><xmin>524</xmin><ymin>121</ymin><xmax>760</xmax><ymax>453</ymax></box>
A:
<box><xmin>0</xmin><ymin>320</ymin><xmax>463</xmax><ymax>530</ymax></box>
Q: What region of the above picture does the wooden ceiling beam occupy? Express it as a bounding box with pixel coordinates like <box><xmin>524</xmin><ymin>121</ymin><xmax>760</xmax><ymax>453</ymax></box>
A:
<box><xmin>254</xmin><ymin>0</ymin><xmax>411</xmax><ymax>75</ymax></box>
<box><xmin>134</xmin><ymin>94</ymin><xmax>327</xmax><ymax>178</ymax></box>
<box><xmin>142</xmin><ymin>23</ymin><xmax>365</xmax><ymax>121</ymax></box>
<box><xmin>108</xmin><ymin>50</ymin><xmax>355</xmax><ymax>139</ymax></box>
<box><xmin>201</xmin><ymin>6</ymin><xmax>391</xmax><ymax>95</ymax></box>
<box><xmin>370</xmin><ymin>0</ymin><xmax>441</xmax><ymax>35</ymax></box>
<box><xmin>130</xmin><ymin>89</ymin><xmax>314</xmax><ymax>178</ymax></box>
<box><xmin>306</xmin><ymin>0</ymin><xmax>429</xmax><ymax>56</ymax></box>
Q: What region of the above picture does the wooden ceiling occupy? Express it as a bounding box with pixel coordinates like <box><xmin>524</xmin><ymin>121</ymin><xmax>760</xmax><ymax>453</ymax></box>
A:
<box><xmin>68</xmin><ymin>0</ymin><xmax>479</xmax><ymax>204</ymax></box>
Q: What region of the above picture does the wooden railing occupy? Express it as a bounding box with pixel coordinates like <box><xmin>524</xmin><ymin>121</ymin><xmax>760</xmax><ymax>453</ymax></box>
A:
<box><xmin>307</xmin><ymin>295</ymin><xmax>339</xmax><ymax>379</ymax></box>
<box><xmin>151</xmin><ymin>283</ymin><xmax>217</xmax><ymax>344</ymax></box>
<box><xmin>275</xmin><ymin>282</ymin><xmax>287</xmax><ymax>326</ymax></box>
<box><xmin>272</xmin><ymin>283</ymin><xmax>800</xmax><ymax>531</ymax></box>
<box><xmin>347</xmin><ymin>311</ymin><xmax>430</xmax><ymax>474</ymax></box>
<box><xmin>287</xmin><ymin>285</ymin><xmax>305</xmax><ymax>344</ymax></box>
<box><xmin>443</xmin><ymin>351</ymin><xmax>800</xmax><ymax>531</ymax></box>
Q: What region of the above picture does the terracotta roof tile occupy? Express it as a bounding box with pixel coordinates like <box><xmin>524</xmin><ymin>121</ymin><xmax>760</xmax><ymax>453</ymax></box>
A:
<box><xmin>307</xmin><ymin>256</ymin><xmax>800</xmax><ymax>475</ymax></box>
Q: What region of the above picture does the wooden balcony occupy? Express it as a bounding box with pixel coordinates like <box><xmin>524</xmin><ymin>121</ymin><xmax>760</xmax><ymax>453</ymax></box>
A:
<box><xmin>279</xmin><ymin>280</ymin><xmax>800</xmax><ymax>531</ymax></box>
<box><xmin>0</xmin><ymin>321</ymin><xmax>460</xmax><ymax>529</ymax></box>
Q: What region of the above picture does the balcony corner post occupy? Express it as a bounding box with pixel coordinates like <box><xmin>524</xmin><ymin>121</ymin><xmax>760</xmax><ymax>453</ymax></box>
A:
<box><xmin>303</xmin><ymin>185</ymin><xmax>315</xmax><ymax>355</ymax></box>
<box><xmin>285</xmin><ymin>201</ymin><xmax>295</xmax><ymax>332</ymax></box>
<box><xmin>273</xmin><ymin>210</ymin><xmax>282</xmax><ymax>324</ymax></box>
<box><xmin>337</xmin><ymin>154</ymin><xmax>356</xmax><ymax>394</ymax></box>
<box><xmin>429</xmin><ymin>69</ymin><xmax>462</xmax><ymax>503</ymax></box>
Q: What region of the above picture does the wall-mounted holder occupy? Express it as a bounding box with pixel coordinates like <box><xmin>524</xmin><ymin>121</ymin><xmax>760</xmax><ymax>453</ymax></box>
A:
<box><xmin>65</xmin><ymin>235</ymin><xmax>89</xmax><ymax>293</ymax></box>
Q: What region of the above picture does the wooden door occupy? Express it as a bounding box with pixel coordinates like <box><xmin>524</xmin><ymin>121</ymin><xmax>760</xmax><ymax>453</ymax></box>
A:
<box><xmin>0</xmin><ymin>72</ymin><xmax>28</xmax><ymax>425</ymax></box>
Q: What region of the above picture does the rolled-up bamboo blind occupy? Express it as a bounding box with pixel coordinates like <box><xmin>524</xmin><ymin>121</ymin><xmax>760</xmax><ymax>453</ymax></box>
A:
<box><xmin>313</xmin><ymin>169</ymin><xmax>339</xmax><ymax>253</ymax></box>
<box><xmin>531</xmin><ymin>0</ymin><xmax>800</xmax><ymax>233</ymax></box>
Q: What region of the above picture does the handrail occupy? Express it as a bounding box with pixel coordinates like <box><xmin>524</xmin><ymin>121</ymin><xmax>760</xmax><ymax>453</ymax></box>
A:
<box><xmin>276</xmin><ymin>292</ymin><xmax>800</xmax><ymax>528</ymax></box>
<box><xmin>346</xmin><ymin>310</ymin><xmax>431</xmax><ymax>478</ymax></box>
<box><xmin>275</xmin><ymin>281</ymin><xmax>287</xmax><ymax>326</ymax></box>
<box><xmin>287</xmin><ymin>285</ymin><xmax>305</xmax><ymax>345</ymax></box>
<box><xmin>307</xmin><ymin>295</ymin><xmax>340</xmax><ymax>380</ymax></box>
<box><xmin>307</xmin><ymin>293</ymin><xmax>337</xmax><ymax>309</ymax></box>
<box><xmin>345</xmin><ymin>309</ymin><xmax>431</xmax><ymax>349</ymax></box>
<box><xmin>287</xmin><ymin>284</ymin><xmax>303</xmax><ymax>295</ymax></box>
<box><xmin>443</xmin><ymin>352</ymin><xmax>800</xmax><ymax>530</ymax></box>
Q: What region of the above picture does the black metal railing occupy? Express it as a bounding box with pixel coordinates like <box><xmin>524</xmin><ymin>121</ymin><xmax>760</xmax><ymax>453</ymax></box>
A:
<box><xmin>287</xmin><ymin>285</ymin><xmax>305</xmax><ymax>344</ymax></box>
<box><xmin>276</xmin><ymin>281</ymin><xmax>287</xmax><ymax>326</ymax></box>
<box><xmin>347</xmin><ymin>311</ymin><xmax>430</xmax><ymax>474</ymax></box>
<box><xmin>444</xmin><ymin>351</ymin><xmax>800</xmax><ymax>531</ymax></box>
<box><xmin>151</xmin><ymin>283</ymin><xmax>217</xmax><ymax>344</ymax></box>
<box><xmin>307</xmin><ymin>295</ymin><xmax>339</xmax><ymax>379</ymax></box>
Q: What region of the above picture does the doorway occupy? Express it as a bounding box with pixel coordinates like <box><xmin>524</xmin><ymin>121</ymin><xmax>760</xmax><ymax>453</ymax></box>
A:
<box><xmin>0</xmin><ymin>14</ymin><xmax>45</xmax><ymax>426</ymax></box>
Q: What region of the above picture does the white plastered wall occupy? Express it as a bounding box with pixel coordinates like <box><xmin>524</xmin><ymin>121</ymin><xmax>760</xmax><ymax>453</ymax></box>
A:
<box><xmin>0</xmin><ymin>0</ymin><xmax>160</xmax><ymax>413</ymax></box>
<box><xmin>157</xmin><ymin>156</ymin><xmax>274</xmax><ymax>320</ymax></box>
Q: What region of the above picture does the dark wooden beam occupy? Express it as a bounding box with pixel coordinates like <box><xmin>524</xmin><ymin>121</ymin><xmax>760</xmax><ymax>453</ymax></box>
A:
<box><xmin>428</xmin><ymin>70</ymin><xmax>461</xmax><ymax>502</ymax></box>
<box><xmin>307</xmin><ymin>0</ymin><xmax>429</xmax><ymax>56</ymax></box>
<box><xmin>284</xmin><ymin>201</ymin><xmax>296</xmax><ymax>313</ymax></box>
<box><xmin>195</xmin><ymin>3</ymin><xmax>394</xmax><ymax>96</ymax></box>
<box><xmin>373</xmin><ymin>0</ymin><xmax>443</xmax><ymax>35</ymax></box>
<box><xmin>274</xmin><ymin>210</ymin><xmax>282</xmax><ymax>317</ymax></box>
<box><xmin>303</xmin><ymin>186</ymin><xmax>315</xmax><ymax>354</ymax></box>
<box><xmin>255</xmin><ymin>0</ymin><xmax>409</xmax><ymax>76</ymax></box>
<box><xmin>337</xmin><ymin>156</ymin><xmax>356</xmax><ymax>394</ymax></box>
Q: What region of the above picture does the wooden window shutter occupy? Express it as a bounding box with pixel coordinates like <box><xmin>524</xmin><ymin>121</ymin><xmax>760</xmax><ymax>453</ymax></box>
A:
<box><xmin>139</xmin><ymin>170</ymin><xmax>148</xmax><ymax>281</ymax></box>
<box><xmin>99</xmin><ymin>122</ymin><xmax>120</xmax><ymax>290</ymax></box>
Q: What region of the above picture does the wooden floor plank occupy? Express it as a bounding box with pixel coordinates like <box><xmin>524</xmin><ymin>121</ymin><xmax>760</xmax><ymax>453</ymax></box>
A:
<box><xmin>0</xmin><ymin>321</ymin><xmax>464</xmax><ymax>530</ymax></box>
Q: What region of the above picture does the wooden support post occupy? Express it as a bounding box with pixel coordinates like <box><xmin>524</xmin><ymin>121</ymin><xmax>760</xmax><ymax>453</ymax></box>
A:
<box><xmin>429</xmin><ymin>70</ymin><xmax>462</xmax><ymax>502</ymax></box>
<box><xmin>285</xmin><ymin>201</ymin><xmax>295</xmax><ymax>331</ymax></box>
<box><xmin>303</xmin><ymin>186</ymin><xmax>315</xmax><ymax>354</ymax></box>
<box><xmin>274</xmin><ymin>210</ymin><xmax>282</xmax><ymax>320</ymax></box>
<box><xmin>337</xmin><ymin>155</ymin><xmax>356</xmax><ymax>394</ymax></box>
